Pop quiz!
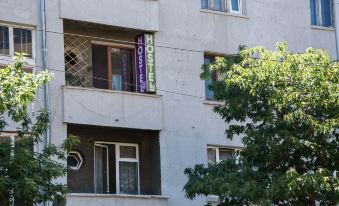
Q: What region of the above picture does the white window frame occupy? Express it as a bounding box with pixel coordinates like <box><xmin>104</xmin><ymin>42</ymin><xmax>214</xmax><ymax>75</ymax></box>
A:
<box><xmin>207</xmin><ymin>146</ymin><xmax>237</xmax><ymax>164</ymax></box>
<box><xmin>230</xmin><ymin>0</ymin><xmax>242</xmax><ymax>14</ymax></box>
<box><xmin>0</xmin><ymin>23</ymin><xmax>36</xmax><ymax>67</ymax></box>
<box><xmin>94</xmin><ymin>141</ymin><xmax>140</xmax><ymax>195</ymax></box>
<box><xmin>67</xmin><ymin>151</ymin><xmax>84</xmax><ymax>171</ymax></box>
<box><xmin>312</xmin><ymin>0</ymin><xmax>334</xmax><ymax>27</ymax></box>
<box><xmin>0</xmin><ymin>133</ymin><xmax>36</xmax><ymax>152</ymax></box>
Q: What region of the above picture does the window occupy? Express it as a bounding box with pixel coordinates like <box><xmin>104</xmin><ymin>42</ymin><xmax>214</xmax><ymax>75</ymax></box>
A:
<box><xmin>111</xmin><ymin>48</ymin><xmax>134</xmax><ymax>92</ymax></box>
<box><xmin>0</xmin><ymin>26</ymin><xmax>9</xmax><ymax>55</ymax></box>
<box><xmin>0</xmin><ymin>25</ymin><xmax>33</xmax><ymax>58</ymax></box>
<box><xmin>0</xmin><ymin>24</ymin><xmax>34</xmax><ymax>68</ymax></box>
<box><xmin>201</xmin><ymin>0</ymin><xmax>225</xmax><ymax>11</ymax></box>
<box><xmin>91</xmin><ymin>44</ymin><xmax>135</xmax><ymax>92</ymax></box>
<box><xmin>310</xmin><ymin>0</ymin><xmax>334</xmax><ymax>27</ymax></box>
<box><xmin>207</xmin><ymin>146</ymin><xmax>234</xmax><ymax>165</ymax></box>
<box><xmin>201</xmin><ymin>0</ymin><xmax>242</xmax><ymax>14</ymax></box>
<box><xmin>94</xmin><ymin>142</ymin><xmax>139</xmax><ymax>195</ymax></box>
<box><xmin>204</xmin><ymin>55</ymin><xmax>219</xmax><ymax>100</ymax></box>
<box><xmin>230</xmin><ymin>0</ymin><xmax>241</xmax><ymax>14</ymax></box>
<box><xmin>67</xmin><ymin>151</ymin><xmax>84</xmax><ymax>171</ymax></box>
<box><xmin>13</xmin><ymin>28</ymin><xmax>32</xmax><ymax>58</ymax></box>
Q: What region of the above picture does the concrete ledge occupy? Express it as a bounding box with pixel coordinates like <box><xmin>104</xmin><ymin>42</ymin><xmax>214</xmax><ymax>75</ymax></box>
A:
<box><xmin>203</xmin><ymin>100</ymin><xmax>225</xmax><ymax>106</ymax></box>
<box><xmin>200</xmin><ymin>9</ymin><xmax>249</xmax><ymax>19</ymax></box>
<box><xmin>62</xmin><ymin>86</ymin><xmax>163</xmax><ymax>130</ymax></box>
<box><xmin>67</xmin><ymin>193</ymin><xmax>168</xmax><ymax>206</ymax></box>
<box><xmin>311</xmin><ymin>25</ymin><xmax>335</xmax><ymax>31</ymax></box>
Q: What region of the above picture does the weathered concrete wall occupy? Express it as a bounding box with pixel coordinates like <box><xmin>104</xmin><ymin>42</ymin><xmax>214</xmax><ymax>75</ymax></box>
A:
<box><xmin>155</xmin><ymin>1</ymin><xmax>337</xmax><ymax>205</ymax></box>
<box><xmin>0</xmin><ymin>0</ymin><xmax>336</xmax><ymax>206</ymax></box>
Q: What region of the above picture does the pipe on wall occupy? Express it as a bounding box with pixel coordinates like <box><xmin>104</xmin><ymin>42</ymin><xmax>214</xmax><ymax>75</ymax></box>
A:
<box><xmin>335</xmin><ymin>0</ymin><xmax>339</xmax><ymax>60</ymax></box>
<box><xmin>40</xmin><ymin>0</ymin><xmax>51</xmax><ymax>148</ymax></box>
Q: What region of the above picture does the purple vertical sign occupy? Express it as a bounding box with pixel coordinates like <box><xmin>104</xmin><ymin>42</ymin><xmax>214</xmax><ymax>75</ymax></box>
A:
<box><xmin>136</xmin><ymin>34</ymin><xmax>147</xmax><ymax>93</ymax></box>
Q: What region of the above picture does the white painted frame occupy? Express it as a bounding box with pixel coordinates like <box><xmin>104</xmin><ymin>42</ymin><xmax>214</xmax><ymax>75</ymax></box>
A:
<box><xmin>0</xmin><ymin>23</ymin><xmax>36</xmax><ymax>67</ymax></box>
<box><xmin>67</xmin><ymin>151</ymin><xmax>84</xmax><ymax>171</ymax></box>
<box><xmin>230</xmin><ymin>0</ymin><xmax>242</xmax><ymax>14</ymax></box>
<box><xmin>207</xmin><ymin>146</ymin><xmax>235</xmax><ymax>164</ymax></box>
<box><xmin>93</xmin><ymin>141</ymin><xmax>140</xmax><ymax>195</ymax></box>
<box><xmin>0</xmin><ymin>132</ymin><xmax>36</xmax><ymax>153</ymax></box>
<box><xmin>313</xmin><ymin>0</ymin><xmax>334</xmax><ymax>27</ymax></box>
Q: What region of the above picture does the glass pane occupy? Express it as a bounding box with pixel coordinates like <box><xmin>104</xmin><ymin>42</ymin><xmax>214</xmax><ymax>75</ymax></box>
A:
<box><xmin>204</xmin><ymin>56</ymin><xmax>215</xmax><ymax>100</ymax></box>
<box><xmin>201</xmin><ymin>0</ymin><xmax>209</xmax><ymax>9</ymax></box>
<box><xmin>13</xmin><ymin>28</ymin><xmax>32</xmax><ymax>58</ymax></box>
<box><xmin>111</xmin><ymin>48</ymin><xmax>134</xmax><ymax>92</ymax></box>
<box><xmin>95</xmin><ymin>146</ymin><xmax>108</xmax><ymax>194</ymax></box>
<box><xmin>213</xmin><ymin>0</ymin><xmax>222</xmax><ymax>11</ymax></box>
<box><xmin>310</xmin><ymin>0</ymin><xmax>318</xmax><ymax>25</ymax></box>
<box><xmin>120</xmin><ymin>146</ymin><xmax>137</xmax><ymax>159</ymax></box>
<box><xmin>0</xmin><ymin>26</ymin><xmax>9</xmax><ymax>55</ymax></box>
<box><xmin>119</xmin><ymin>161</ymin><xmax>138</xmax><ymax>194</ymax></box>
<box><xmin>321</xmin><ymin>0</ymin><xmax>332</xmax><ymax>27</ymax></box>
<box><xmin>67</xmin><ymin>155</ymin><xmax>78</xmax><ymax>168</ymax></box>
<box><xmin>231</xmin><ymin>0</ymin><xmax>239</xmax><ymax>11</ymax></box>
<box><xmin>219</xmin><ymin>149</ymin><xmax>233</xmax><ymax>161</ymax></box>
<box><xmin>205</xmin><ymin>79</ymin><xmax>214</xmax><ymax>100</ymax></box>
<box><xmin>207</xmin><ymin>148</ymin><xmax>216</xmax><ymax>165</ymax></box>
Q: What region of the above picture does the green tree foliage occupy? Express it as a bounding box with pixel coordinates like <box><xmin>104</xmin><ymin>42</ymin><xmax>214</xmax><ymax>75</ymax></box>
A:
<box><xmin>184</xmin><ymin>43</ymin><xmax>339</xmax><ymax>205</ymax></box>
<box><xmin>0</xmin><ymin>55</ymin><xmax>79</xmax><ymax>205</ymax></box>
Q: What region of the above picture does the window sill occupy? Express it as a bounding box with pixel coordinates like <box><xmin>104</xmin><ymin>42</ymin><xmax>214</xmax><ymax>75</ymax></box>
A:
<box><xmin>67</xmin><ymin>193</ymin><xmax>169</xmax><ymax>200</ymax></box>
<box><xmin>311</xmin><ymin>25</ymin><xmax>335</xmax><ymax>31</ymax></box>
<box><xmin>64</xmin><ymin>85</ymin><xmax>162</xmax><ymax>99</ymax></box>
<box><xmin>0</xmin><ymin>54</ymin><xmax>35</xmax><ymax>67</ymax></box>
<box><xmin>203</xmin><ymin>100</ymin><xmax>224</xmax><ymax>106</ymax></box>
<box><xmin>200</xmin><ymin>9</ymin><xmax>249</xmax><ymax>19</ymax></box>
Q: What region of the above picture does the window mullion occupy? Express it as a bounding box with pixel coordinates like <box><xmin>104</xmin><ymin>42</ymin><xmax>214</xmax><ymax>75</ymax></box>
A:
<box><xmin>216</xmin><ymin>148</ymin><xmax>220</xmax><ymax>163</ymax></box>
<box><xmin>9</xmin><ymin>27</ymin><xmax>14</xmax><ymax>57</ymax></box>
<box><xmin>318</xmin><ymin>0</ymin><xmax>323</xmax><ymax>26</ymax></box>
<box><xmin>115</xmin><ymin>143</ymin><xmax>120</xmax><ymax>194</ymax></box>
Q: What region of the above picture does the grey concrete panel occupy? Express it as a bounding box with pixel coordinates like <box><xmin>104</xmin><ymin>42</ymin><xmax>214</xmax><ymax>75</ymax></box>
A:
<box><xmin>63</xmin><ymin>86</ymin><xmax>163</xmax><ymax>130</ymax></box>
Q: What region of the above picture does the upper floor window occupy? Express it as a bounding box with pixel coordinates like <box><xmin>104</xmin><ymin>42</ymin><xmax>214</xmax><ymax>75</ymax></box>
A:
<box><xmin>0</xmin><ymin>24</ymin><xmax>34</xmax><ymax>69</ymax></box>
<box><xmin>207</xmin><ymin>146</ymin><xmax>235</xmax><ymax>166</ymax></box>
<box><xmin>201</xmin><ymin>0</ymin><xmax>242</xmax><ymax>14</ymax></box>
<box><xmin>310</xmin><ymin>0</ymin><xmax>334</xmax><ymax>27</ymax></box>
<box><xmin>0</xmin><ymin>25</ymin><xmax>33</xmax><ymax>58</ymax></box>
<box><xmin>204</xmin><ymin>54</ymin><xmax>221</xmax><ymax>101</ymax></box>
<box><xmin>230</xmin><ymin>0</ymin><xmax>241</xmax><ymax>14</ymax></box>
<box><xmin>0</xmin><ymin>26</ymin><xmax>9</xmax><ymax>55</ymax></box>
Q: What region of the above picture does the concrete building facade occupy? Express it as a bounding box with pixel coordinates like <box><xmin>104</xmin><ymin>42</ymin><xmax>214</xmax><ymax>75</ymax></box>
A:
<box><xmin>0</xmin><ymin>0</ymin><xmax>336</xmax><ymax>206</ymax></box>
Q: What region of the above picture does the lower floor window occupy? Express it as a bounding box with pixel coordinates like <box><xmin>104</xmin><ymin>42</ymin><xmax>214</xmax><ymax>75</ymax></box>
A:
<box><xmin>207</xmin><ymin>146</ymin><xmax>234</xmax><ymax>165</ymax></box>
<box><xmin>94</xmin><ymin>142</ymin><xmax>139</xmax><ymax>195</ymax></box>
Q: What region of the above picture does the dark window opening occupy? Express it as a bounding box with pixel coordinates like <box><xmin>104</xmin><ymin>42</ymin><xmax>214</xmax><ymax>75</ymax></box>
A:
<box><xmin>0</xmin><ymin>26</ymin><xmax>9</xmax><ymax>55</ymax></box>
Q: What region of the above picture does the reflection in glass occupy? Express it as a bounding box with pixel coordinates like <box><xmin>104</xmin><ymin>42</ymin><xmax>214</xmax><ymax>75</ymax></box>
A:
<box><xmin>119</xmin><ymin>162</ymin><xmax>138</xmax><ymax>194</ymax></box>
<box><xmin>13</xmin><ymin>28</ymin><xmax>32</xmax><ymax>57</ymax></box>
<box><xmin>111</xmin><ymin>48</ymin><xmax>133</xmax><ymax>92</ymax></box>
<box><xmin>0</xmin><ymin>26</ymin><xmax>9</xmax><ymax>55</ymax></box>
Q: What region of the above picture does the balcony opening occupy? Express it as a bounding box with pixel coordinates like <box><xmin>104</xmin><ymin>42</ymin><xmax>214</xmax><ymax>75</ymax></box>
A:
<box><xmin>64</xmin><ymin>20</ymin><xmax>156</xmax><ymax>94</ymax></box>
<box><xmin>67</xmin><ymin>124</ymin><xmax>161</xmax><ymax>196</ymax></box>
